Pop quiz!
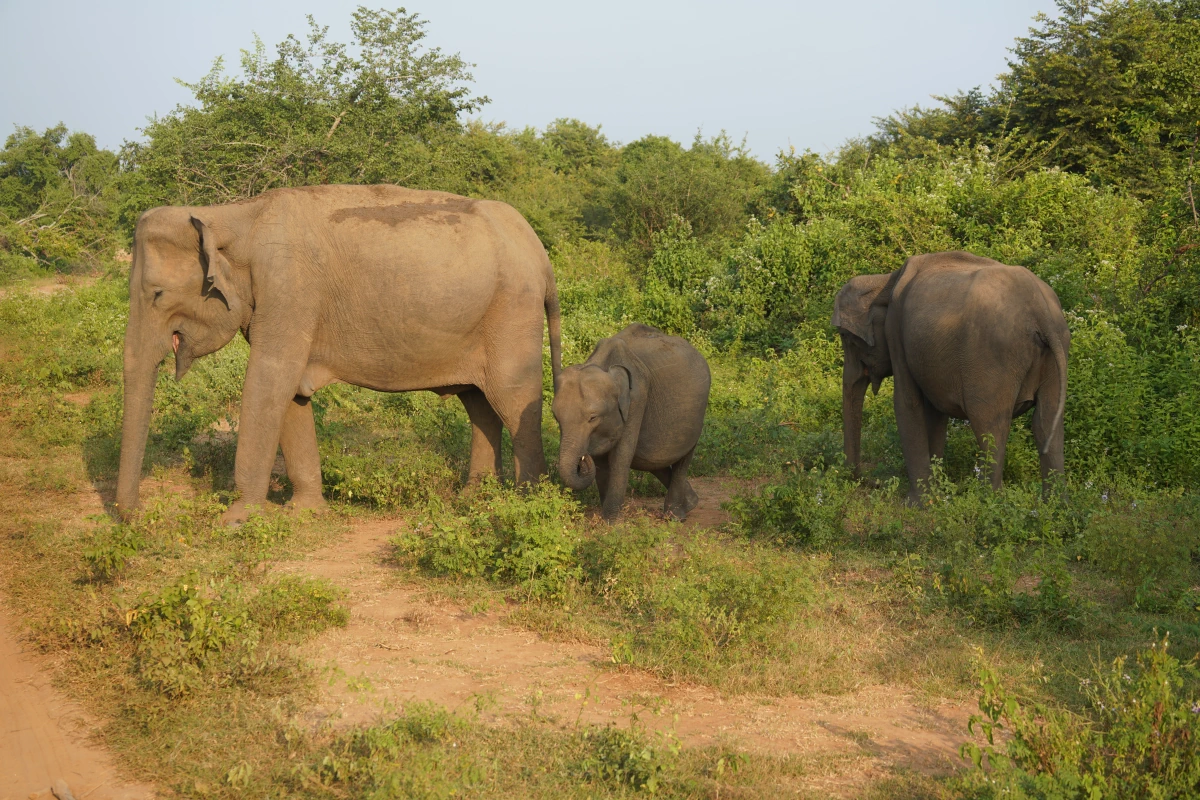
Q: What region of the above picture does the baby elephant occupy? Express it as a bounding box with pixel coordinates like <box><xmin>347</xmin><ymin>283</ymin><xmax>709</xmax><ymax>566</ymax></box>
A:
<box><xmin>553</xmin><ymin>324</ymin><xmax>711</xmax><ymax>521</ymax></box>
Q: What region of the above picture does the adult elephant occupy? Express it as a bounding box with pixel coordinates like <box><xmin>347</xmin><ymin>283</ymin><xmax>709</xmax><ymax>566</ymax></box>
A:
<box><xmin>116</xmin><ymin>185</ymin><xmax>562</xmax><ymax>524</ymax></box>
<box><xmin>831</xmin><ymin>251</ymin><xmax>1068</xmax><ymax>502</ymax></box>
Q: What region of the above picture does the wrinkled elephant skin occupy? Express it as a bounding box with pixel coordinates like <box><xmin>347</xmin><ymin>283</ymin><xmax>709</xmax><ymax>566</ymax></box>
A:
<box><xmin>832</xmin><ymin>251</ymin><xmax>1069</xmax><ymax>502</ymax></box>
<box><xmin>117</xmin><ymin>185</ymin><xmax>562</xmax><ymax>524</ymax></box>
<box><xmin>553</xmin><ymin>324</ymin><xmax>710</xmax><ymax>521</ymax></box>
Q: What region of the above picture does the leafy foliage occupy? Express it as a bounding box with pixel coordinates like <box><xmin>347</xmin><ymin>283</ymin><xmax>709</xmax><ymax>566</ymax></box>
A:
<box><xmin>962</xmin><ymin>636</ymin><xmax>1200</xmax><ymax>799</ymax></box>
<box><xmin>396</xmin><ymin>477</ymin><xmax>583</xmax><ymax>600</ymax></box>
<box><xmin>0</xmin><ymin>124</ymin><xmax>121</xmax><ymax>281</ymax></box>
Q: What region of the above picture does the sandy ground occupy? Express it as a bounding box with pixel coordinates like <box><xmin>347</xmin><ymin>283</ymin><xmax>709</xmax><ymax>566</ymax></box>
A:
<box><xmin>0</xmin><ymin>609</ymin><xmax>152</xmax><ymax>800</ymax></box>
<box><xmin>282</xmin><ymin>478</ymin><xmax>979</xmax><ymax>795</ymax></box>
<box><xmin>0</xmin><ymin>468</ymin><xmax>978</xmax><ymax>798</ymax></box>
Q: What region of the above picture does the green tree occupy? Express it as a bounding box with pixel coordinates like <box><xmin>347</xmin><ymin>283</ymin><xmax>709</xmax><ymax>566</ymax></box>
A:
<box><xmin>120</xmin><ymin>6</ymin><xmax>489</xmax><ymax>222</ymax></box>
<box><xmin>601</xmin><ymin>133</ymin><xmax>768</xmax><ymax>252</ymax></box>
<box><xmin>0</xmin><ymin>124</ymin><xmax>120</xmax><ymax>281</ymax></box>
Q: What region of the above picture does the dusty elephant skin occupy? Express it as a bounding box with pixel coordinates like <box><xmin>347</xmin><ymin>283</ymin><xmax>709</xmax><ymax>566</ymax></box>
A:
<box><xmin>831</xmin><ymin>250</ymin><xmax>1069</xmax><ymax>502</ymax></box>
<box><xmin>554</xmin><ymin>323</ymin><xmax>711</xmax><ymax>521</ymax></box>
<box><xmin>116</xmin><ymin>185</ymin><xmax>562</xmax><ymax>525</ymax></box>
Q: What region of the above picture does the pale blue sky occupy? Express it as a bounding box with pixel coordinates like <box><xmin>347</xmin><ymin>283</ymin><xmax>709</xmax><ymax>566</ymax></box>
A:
<box><xmin>0</xmin><ymin>0</ymin><xmax>1053</xmax><ymax>158</ymax></box>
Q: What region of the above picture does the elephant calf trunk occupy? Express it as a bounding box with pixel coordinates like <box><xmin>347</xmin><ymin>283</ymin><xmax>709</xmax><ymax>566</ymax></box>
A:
<box><xmin>560</xmin><ymin>452</ymin><xmax>597</xmax><ymax>490</ymax></box>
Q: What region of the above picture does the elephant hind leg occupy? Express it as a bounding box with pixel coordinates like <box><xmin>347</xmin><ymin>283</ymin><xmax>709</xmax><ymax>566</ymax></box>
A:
<box><xmin>279</xmin><ymin>394</ymin><xmax>328</xmax><ymax>512</ymax></box>
<box><xmin>1032</xmin><ymin>395</ymin><xmax>1064</xmax><ymax>489</ymax></box>
<box><xmin>663</xmin><ymin>448</ymin><xmax>699</xmax><ymax>521</ymax></box>
<box><xmin>482</xmin><ymin>381</ymin><xmax>547</xmax><ymax>485</ymax></box>
<box><xmin>458</xmin><ymin>388</ymin><xmax>503</xmax><ymax>482</ymax></box>
<box><xmin>925</xmin><ymin>404</ymin><xmax>949</xmax><ymax>463</ymax></box>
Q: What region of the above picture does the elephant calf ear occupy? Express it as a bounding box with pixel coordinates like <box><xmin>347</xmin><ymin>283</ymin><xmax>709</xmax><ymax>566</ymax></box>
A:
<box><xmin>190</xmin><ymin>216</ymin><xmax>237</xmax><ymax>309</ymax></box>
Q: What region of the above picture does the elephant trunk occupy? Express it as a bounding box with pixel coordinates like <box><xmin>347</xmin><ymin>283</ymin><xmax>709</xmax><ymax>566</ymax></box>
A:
<box><xmin>115</xmin><ymin>323</ymin><xmax>163</xmax><ymax>518</ymax></box>
<box><xmin>842</xmin><ymin>364</ymin><xmax>869</xmax><ymax>474</ymax></box>
<box><xmin>558</xmin><ymin>441</ymin><xmax>596</xmax><ymax>490</ymax></box>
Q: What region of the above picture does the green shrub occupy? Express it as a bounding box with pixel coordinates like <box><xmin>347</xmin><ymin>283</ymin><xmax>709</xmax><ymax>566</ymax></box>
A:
<box><xmin>641</xmin><ymin>216</ymin><xmax>717</xmax><ymax>336</ymax></box>
<box><xmin>320</xmin><ymin>442</ymin><xmax>457</xmax><ymax>509</ymax></box>
<box><xmin>230</xmin><ymin>508</ymin><xmax>293</xmax><ymax>553</ymax></box>
<box><xmin>301</xmin><ymin>702</ymin><xmax>476</xmax><ymax>793</ymax></box>
<box><xmin>726</xmin><ymin>463</ymin><xmax>855</xmax><ymax>548</ymax></box>
<box><xmin>961</xmin><ymin>636</ymin><xmax>1200</xmax><ymax>799</ymax></box>
<box><xmin>82</xmin><ymin>522</ymin><xmax>145</xmax><ymax>581</ymax></box>
<box><xmin>396</xmin><ymin>478</ymin><xmax>583</xmax><ymax>600</ymax></box>
<box><xmin>250</xmin><ymin>576</ymin><xmax>349</xmax><ymax>638</ymax></box>
<box><xmin>937</xmin><ymin>544</ymin><xmax>1084</xmax><ymax>630</ymax></box>
<box><xmin>575</xmin><ymin>722</ymin><xmax>677</xmax><ymax>794</ymax></box>
<box><xmin>585</xmin><ymin>520</ymin><xmax>814</xmax><ymax>678</ymax></box>
<box><xmin>1083</xmin><ymin>491</ymin><xmax>1200</xmax><ymax>611</ymax></box>
<box><xmin>127</xmin><ymin>573</ymin><xmax>255</xmax><ymax>697</ymax></box>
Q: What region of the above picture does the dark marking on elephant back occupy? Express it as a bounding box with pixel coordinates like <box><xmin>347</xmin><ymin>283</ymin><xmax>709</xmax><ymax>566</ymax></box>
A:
<box><xmin>329</xmin><ymin>199</ymin><xmax>476</xmax><ymax>227</ymax></box>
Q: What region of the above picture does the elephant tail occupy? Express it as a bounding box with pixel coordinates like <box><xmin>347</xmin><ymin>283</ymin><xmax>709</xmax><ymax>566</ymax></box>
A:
<box><xmin>1044</xmin><ymin>330</ymin><xmax>1068</xmax><ymax>455</ymax></box>
<box><xmin>545</xmin><ymin>282</ymin><xmax>562</xmax><ymax>379</ymax></box>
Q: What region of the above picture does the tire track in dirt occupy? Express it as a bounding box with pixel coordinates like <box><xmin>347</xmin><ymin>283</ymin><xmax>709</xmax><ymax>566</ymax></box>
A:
<box><xmin>283</xmin><ymin>479</ymin><xmax>980</xmax><ymax>795</ymax></box>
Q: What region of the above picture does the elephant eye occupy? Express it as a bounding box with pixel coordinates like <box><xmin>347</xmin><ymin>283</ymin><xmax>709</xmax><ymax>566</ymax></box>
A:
<box><xmin>588</xmin><ymin>414</ymin><xmax>599</xmax><ymax>423</ymax></box>
<box><xmin>153</xmin><ymin>289</ymin><xmax>164</xmax><ymax>303</ymax></box>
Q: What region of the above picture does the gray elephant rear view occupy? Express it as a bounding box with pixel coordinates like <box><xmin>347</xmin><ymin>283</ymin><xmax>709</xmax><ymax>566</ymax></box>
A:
<box><xmin>831</xmin><ymin>251</ymin><xmax>1069</xmax><ymax>500</ymax></box>
<box><xmin>117</xmin><ymin>185</ymin><xmax>561</xmax><ymax>524</ymax></box>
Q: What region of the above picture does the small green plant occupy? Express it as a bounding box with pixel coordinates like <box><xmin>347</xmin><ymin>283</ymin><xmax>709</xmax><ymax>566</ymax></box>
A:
<box><xmin>726</xmin><ymin>462</ymin><xmax>854</xmax><ymax>548</ymax></box>
<box><xmin>575</xmin><ymin>720</ymin><xmax>678</xmax><ymax>794</ymax></box>
<box><xmin>937</xmin><ymin>544</ymin><xmax>1084</xmax><ymax>630</ymax></box>
<box><xmin>301</xmin><ymin>702</ymin><xmax>475</xmax><ymax>793</ymax></box>
<box><xmin>127</xmin><ymin>573</ymin><xmax>255</xmax><ymax>696</ymax></box>
<box><xmin>584</xmin><ymin>519</ymin><xmax>815</xmax><ymax>680</ymax></box>
<box><xmin>250</xmin><ymin>576</ymin><xmax>349</xmax><ymax>638</ymax></box>
<box><xmin>396</xmin><ymin>477</ymin><xmax>583</xmax><ymax>600</ymax></box>
<box><xmin>1083</xmin><ymin>491</ymin><xmax>1200</xmax><ymax>611</ymax></box>
<box><xmin>231</xmin><ymin>508</ymin><xmax>294</xmax><ymax>552</ymax></box>
<box><xmin>82</xmin><ymin>523</ymin><xmax>145</xmax><ymax>581</ymax></box>
<box><xmin>961</xmin><ymin>636</ymin><xmax>1200</xmax><ymax>799</ymax></box>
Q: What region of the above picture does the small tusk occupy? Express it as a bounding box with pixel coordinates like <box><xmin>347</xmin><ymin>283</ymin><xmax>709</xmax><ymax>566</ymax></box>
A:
<box><xmin>172</xmin><ymin>333</ymin><xmax>180</xmax><ymax>354</ymax></box>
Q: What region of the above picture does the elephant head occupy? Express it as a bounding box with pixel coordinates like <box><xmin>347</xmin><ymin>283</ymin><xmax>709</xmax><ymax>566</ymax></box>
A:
<box><xmin>831</xmin><ymin>272</ymin><xmax>895</xmax><ymax>472</ymax></box>
<box><xmin>552</xmin><ymin>364</ymin><xmax>632</xmax><ymax>490</ymax></box>
<box><xmin>115</xmin><ymin>206</ymin><xmax>253</xmax><ymax>516</ymax></box>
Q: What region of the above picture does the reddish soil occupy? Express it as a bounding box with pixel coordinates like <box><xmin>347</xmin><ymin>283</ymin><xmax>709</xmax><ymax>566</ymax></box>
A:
<box><xmin>282</xmin><ymin>489</ymin><xmax>981</xmax><ymax>796</ymax></box>
<box><xmin>0</xmin><ymin>609</ymin><xmax>152</xmax><ymax>800</ymax></box>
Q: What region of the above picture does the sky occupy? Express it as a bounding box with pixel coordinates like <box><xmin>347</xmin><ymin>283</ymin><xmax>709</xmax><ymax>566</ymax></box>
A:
<box><xmin>0</xmin><ymin>0</ymin><xmax>1053</xmax><ymax>159</ymax></box>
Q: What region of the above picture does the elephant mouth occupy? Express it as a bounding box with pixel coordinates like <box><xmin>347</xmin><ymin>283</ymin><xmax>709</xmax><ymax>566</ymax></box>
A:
<box><xmin>172</xmin><ymin>331</ymin><xmax>181</xmax><ymax>354</ymax></box>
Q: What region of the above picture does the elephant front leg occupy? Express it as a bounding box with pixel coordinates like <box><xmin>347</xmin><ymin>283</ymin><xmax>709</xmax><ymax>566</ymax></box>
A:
<box><xmin>599</xmin><ymin>446</ymin><xmax>635</xmax><ymax>522</ymax></box>
<box><xmin>224</xmin><ymin>350</ymin><xmax>310</xmax><ymax>525</ymax></box>
<box><xmin>894</xmin><ymin>389</ymin><xmax>934</xmax><ymax>504</ymax></box>
<box><xmin>595</xmin><ymin>453</ymin><xmax>611</xmax><ymax>506</ymax></box>
<box><xmin>279</xmin><ymin>394</ymin><xmax>327</xmax><ymax>512</ymax></box>
<box><xmin>925</xmin><ymin>404</ymin><xmax>949</xmax><ymax>463</ymax></box>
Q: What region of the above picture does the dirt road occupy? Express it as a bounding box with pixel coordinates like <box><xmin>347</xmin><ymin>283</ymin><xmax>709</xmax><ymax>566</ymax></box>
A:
<box><xmin>0</xmin><ymin>609</ymin><xmax>151</xmax><ymax>800</ymax></box>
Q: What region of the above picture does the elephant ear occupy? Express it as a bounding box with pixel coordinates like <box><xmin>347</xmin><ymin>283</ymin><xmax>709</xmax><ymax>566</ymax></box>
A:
<box><xmin>609</xmin><ymin>365</ymin><xmax>632</xmax><ymax>422</ymax></box>
<box><xmin>190</xmin><ymin>215</ymin><xmax>238</xmax><ymax>309</ymax></box>
<box><xmin>832</xmin><ymin>273</ymin><xmax>894</xmax><ymax>346</ymax></box>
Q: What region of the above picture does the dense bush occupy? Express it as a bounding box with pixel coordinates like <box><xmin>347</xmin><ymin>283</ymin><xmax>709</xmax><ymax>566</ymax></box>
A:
<box><xmin>961</xmin><ymin>637</ymin><xmax>1200</xmax><ymax>799</ymax></box>
<box><xmin>396</xmin><ymin>478</ymin><xmax>583</xmax><ymax>600</ymax></box>
<box><xmin>0</xmin><ymin>124</ymin><xmax>121</xmax><ymax>281</ymax></box>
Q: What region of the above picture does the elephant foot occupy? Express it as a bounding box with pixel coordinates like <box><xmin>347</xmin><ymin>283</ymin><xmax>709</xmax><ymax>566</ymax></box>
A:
<box><xmin>664</xmin><ymin>481</ymin><xmax>700</xmax><ymax>521</ymax></box>
<box><xmin>286</xmin><ymin>492</ymin><xmax>328</xmax><ymax>513</ymax></box>
<box><xmin>220</xmin><ymin>501</ymin><xmax>262</xmax><ymax>527</ymax></box>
